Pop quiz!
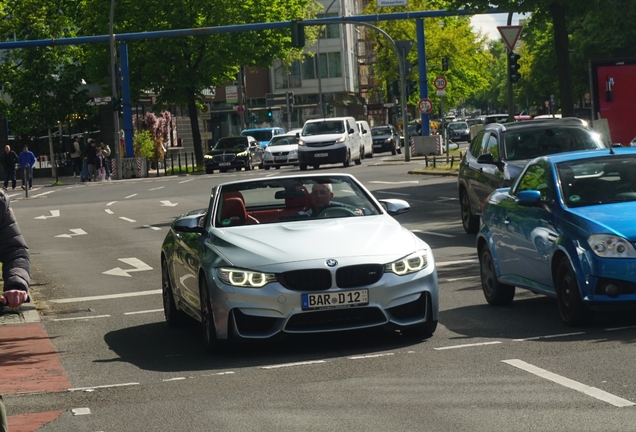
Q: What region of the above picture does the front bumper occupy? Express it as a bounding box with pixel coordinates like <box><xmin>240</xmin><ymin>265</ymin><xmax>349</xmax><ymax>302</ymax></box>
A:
<box><xmin>263</xmin><ymin>154</ymin><xmax>298</xmax><ymax>167</ymax></box>
<box><xmin>372</xmin><ymin>139</ymin><xmax>394</xmax><ymax>153</ymax></box>
<box><xmin>205</xmin><ymin>157</ymin><xmax>249</xmax><ymax>171</ymax></box>
<box><xmin>298</xmin><ymin>146</ymin><xmax>347</xmax><ymax>165</ymax></box>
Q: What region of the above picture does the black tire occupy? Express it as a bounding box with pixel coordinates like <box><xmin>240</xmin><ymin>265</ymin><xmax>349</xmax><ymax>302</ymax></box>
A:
<box><xmin>199</xmin><ymin>276</ymin><xmax>227</xmax><ymax>354</ymax></box>
<box><xmin>397</xmin><ymin>145</ymin><xmax>402</xmax><ymax>155</ymax></box>
<box><xmin>368</xmin><ymin>152</ymin><xmax>374</xmax><ymax>158</ymax></box>
<box><xmin>354</xmin><ymin>154</ymin><xmax>362</xmax><ymax>165</ymax></box>
<box><xmin>245</xmin><ymin>157</ymin><xmax>252</xmax><ymax>171</ymax></box>
<box><xmin>205</xmin><ymin>168</ymin><xmax>214</xmax><ymax>174</ymax></box>
<box><xmin>401</xmin><ymin>295</ymin><xmax>437</xmax><ymax>339</ymax></box>
<box><xmin>479</xmin><ymin>246</ymin><xmax>515</xmax><ymax>306</ymax></box>
<box><xmin>313</xmin><ymin>164</ymin><xmax>320</xmax><ymax>170</ymax></box>
<box><xmin>258</xmin><ymin>161</ymin><xmax>264</xmax><ymax>170</ymax></box>
<box><xmin>556</xmin><ymin>258</ymin><xmax>594</xmax><ymax>326</ymax></box>
<box><xmin>299</xmin><ymin>164</ymin><xmax>307</xmax><ymax>171</ymax></box>
<box><xmin>220</xmin><ymin>168</ymin><xmax>228</xmax><ymax>173</ymax></box>
<box><xmin>264</xmin><ymin>165</ymin><xmax>271</xmax><ymax>171</ymax></box>
<box><xmin>343</xmin><ymin>151</ymin><xmax>351</xmax><ymax>167</ymax></box>
<box><xmin>275</xmin><ymin>166</ymin><xmax>281</xmax><ymax>169</ymax></box>
<box><xmin>162</xmin><ymin>258</ymin><xmax>183</xmax><ymax>327</ymax></box>
<box><xmin>391</xmin><ymin>146</ymin><xmax>397</xmax><ymax>156</ymax></box>
<box><xmin>361</xmin><ymin>147</ymin><xmax>365</xmax><ymax>160</ymax></box>
<box><xmin>460</xmin><ymin>189</ymin><xmax>480</xmax><ymax>234</ymax></box>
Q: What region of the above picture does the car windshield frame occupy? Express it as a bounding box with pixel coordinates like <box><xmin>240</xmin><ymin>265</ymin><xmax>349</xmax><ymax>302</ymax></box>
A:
<box><xmin>503</xmin><ymin>126</ymin><xmax>604</xmax><ymax>161</ymax></box>
<box><xmin>448</xmin><ymin>122</ymin><xmax>469</xmax><ymax>130</ymax></box>
<box><xmin>213</xmin><ymin>137</ymin><xmax>248</xmax><ymax>150</ymax></box>
<box><xmin>211</xmin><ymin>175</ymin><xmax>382</xmax><ymax>228</ymax></box>
<box><xmin>267</xmin><ymin>135</ymin><xmax>299</xmax><ymax>146</ymax></box>
<box><xmin>371</xmin><ymin>127</ymin><xmax>392</xmax><ymax>137</ymax></box>
<box><xmin>302</xmin><ymin>120</ymin><xmax>346</xmax><ymax>136</ymax></box>
<box><xmin>240</xmin><ymin>130</ymin><xmax>274</xmax><ymax>142</ymax></box>
<box><xmin>557</xmin><ymin>155</ymin><xmax>636</xmax><ymax>207</ymax></box>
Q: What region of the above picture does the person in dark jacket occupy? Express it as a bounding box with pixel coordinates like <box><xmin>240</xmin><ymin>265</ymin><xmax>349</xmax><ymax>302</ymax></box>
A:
<box><xmin>0</xmin><ymin>146</ymin><xmax>18</xmax><ymax>190</ymax></box>
<box><xmin>0</xmin><ymin>189</ymin><xmax>30</xmax><ymax>432</ymax></box>
<box><xmin>84</xmin><ymin>139</ymin><xmax>97</xmax><ymax>181</ymax></box>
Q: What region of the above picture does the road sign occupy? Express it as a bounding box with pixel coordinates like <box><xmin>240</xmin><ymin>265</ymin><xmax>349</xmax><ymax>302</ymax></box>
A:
<box><xmin>434</xmin><ymin>76</ymin><xmax>447</xmax><ymax>90</ymax></box>
<box><xmin>418</xmin><ymin>98</ymin><xmax>433</xmax><ymax>114</ymax></box>
<box><xmin>436</xmin><ymin>89</ymin><xmax>446</xmax><ymax>97</ymax></box>
<box><xmin>497</xmin><ymin>25</ymin><xmax>523</xmax><ymax>52</ymax></box>
<box><xmin>237</xmin><ymin>105</ymin><xmax>245</xmax><ymax>115</ymax></box>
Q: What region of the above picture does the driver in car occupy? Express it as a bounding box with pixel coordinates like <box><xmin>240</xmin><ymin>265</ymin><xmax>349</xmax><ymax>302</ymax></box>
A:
<box><xmin>299</xmin><ymin>183</ymin><xmax>363</xmax><ymax>218</ymax></box>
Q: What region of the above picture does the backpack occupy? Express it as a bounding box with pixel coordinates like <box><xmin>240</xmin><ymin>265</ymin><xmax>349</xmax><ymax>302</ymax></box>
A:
<box><xmin>67</xmin><ymin>140</ymin><xmax>76</xmax><ymax>155</ymax></box>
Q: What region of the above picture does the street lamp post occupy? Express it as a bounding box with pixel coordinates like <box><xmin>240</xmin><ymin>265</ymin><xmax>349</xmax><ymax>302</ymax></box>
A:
<box><xmin>317</xmin><ymin>0</ymin><xmax>338</xmax><ymax>117</ymax></box>
<box><xmin>109</xmin><ymin>0</ymin><xmax>122</xmax><ymax>180</ymax></box>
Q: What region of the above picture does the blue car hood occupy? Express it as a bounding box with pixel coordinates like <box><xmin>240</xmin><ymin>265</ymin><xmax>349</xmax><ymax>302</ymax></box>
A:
<box><xmin>211</xmin><ymin>216</ymin><xmax>422</xmax><ymax>269</ymax></box>
<box><xmin>566</xmin><ymin>202</ymin><xmax>636</xmax><ymax>241</ymax></box>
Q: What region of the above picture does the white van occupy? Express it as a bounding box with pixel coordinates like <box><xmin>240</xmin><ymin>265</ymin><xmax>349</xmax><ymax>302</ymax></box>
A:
<box><xmin>297</xmin><ymin>117</ymin><xmax>362</xmax><ymax>170</ymax></box>
<box><xmin>356</xmin><ymin>120</ymin><xmax>373</xmax><ymax>158</ymax></box>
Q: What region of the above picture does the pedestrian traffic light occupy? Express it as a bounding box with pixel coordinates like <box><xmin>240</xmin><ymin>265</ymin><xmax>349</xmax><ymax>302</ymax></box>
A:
<box><xmin>267</xmin><ymin>109</ymin><xmax>273</xmax><ymax>118</ymax></box>
<box><xmin>388</xmin><ymin>80</ymin><xmax>400</xmax><ymax>97</ymax></box>
<box><xmin>509</xmin><ymin>52</ymin><xmax>521</xmax><ymax>83</ymax></box>
<box><xmin>407</xmin><ymin>79</ymin><xmax>417</xmax><ymax>96</ymax></box>
<box><xmin>112</xmin><ymin>96</ymin><xmax>123</xmax><ymax>116</ymax></box>
<box><xmin>290</xmin><ymin>20</ymin><xmax>305</xmax><ymax>48</ymax></box>
<box><xmin>442</xmin><ymin>57</ymin><xmax>449</xmax><ymax>71</ymax></box>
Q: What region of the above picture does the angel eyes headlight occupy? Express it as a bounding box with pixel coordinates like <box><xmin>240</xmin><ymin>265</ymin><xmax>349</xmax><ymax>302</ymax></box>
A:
<box><xmin>217</xmin><ymin>267</ymin><xmax>276</xmax><ymax>288</ymax></box>
<box><xmin>385</xmin><ymin>250</ymin><xmax>429</xmax><ymax>275</ymax></box>
<box><xmin>236</xmin><ymin>151</ymin><xmax>248</xmax><ymax>157</ymax></box>
<box><xmin>588</xmin><ymin>234</ymin><xmax>636</xmax><ymax>258</ymax></box>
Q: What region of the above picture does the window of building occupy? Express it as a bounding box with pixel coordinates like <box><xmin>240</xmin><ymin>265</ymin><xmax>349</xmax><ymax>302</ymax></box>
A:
<box><xmin>274</xmin><ymin>59</ymin><xmax>302</xmax><ymax>89</ymax></box>
<box><xmin>302</xmin><ymin>55</ymin><xmax>316</xmax><ymax>80</ymax></box>
<box><xmin>320</xmin><ymin>13</ymin><xmax>339</xmax><ymax>39</ymax></box>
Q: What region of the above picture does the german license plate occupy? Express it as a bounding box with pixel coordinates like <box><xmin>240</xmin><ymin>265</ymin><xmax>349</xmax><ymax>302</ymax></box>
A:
<box><xmin>219</xmin><ymin>162</ymin><xmax>231</xmax><ymax>166</ymax></box>
<box><xmin>373</xmin><ymin>144</ymin><xmax>382</xmax><ymax>148</ymax></box>
<box><xmin>315</xmin><ymin>153</ymin><xmax>328</xmax><ymax>158</ymax></box>
<box><xmin>275</xmin><ymin>156</ymin><xmax>287</xmax><ymax>160</ymax></box>
<box><xmin>301</xmin><ymin>289</ymin><xmax>368</xmax><ymax>310</ymax></box>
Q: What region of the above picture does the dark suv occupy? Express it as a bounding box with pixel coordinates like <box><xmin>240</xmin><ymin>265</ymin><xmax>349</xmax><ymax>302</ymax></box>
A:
<box><xmin>457</xmin><ymin>118</ymin><xmax>607</xmax><ymax>233</ymax></box>
<box><xmin>371</xmin><ymin>125</ymin><xmax>401</xmax><ymax>155</ymax></box>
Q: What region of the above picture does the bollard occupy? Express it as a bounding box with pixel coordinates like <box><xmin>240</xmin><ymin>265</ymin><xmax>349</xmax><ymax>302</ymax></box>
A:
<box><xmin>164</xmin><ymin>156</ymin><xmax>168</xmax><ymax>176</ymax></box>
<box><xmin>24</xmin><ymin>163</ymin><xmax>30</xmax><ymax>198</ymax></box>
<box><xmin>433</xmin><ymin>156</ymin><xmax>436</xmax><ymax>168</ymax></box>
<box><xmin>178</xmin><ymin>153</ymin><xmax>181</xmax><ymax>174</ymax></box>
<box><xmin>156</xmin><ymin>155</ymin><xmax>159</xmax><ymax>177</ymax></box>
<box><xmin>424</xmin><ymin>155</ymin><xmax>428</xmax><ymax>167</ymax></box>
<box><xmin>450</xmin><ymin>155</ymin><xmax>454</xmax><ymax>168</ymax></box>
<box><xmin>185</xmin><ymin>152</ymin><xmax>189</xmax><ymax>173</ymax></box>
<box><xmin>171</xmin><ymin>153</ymin><xmax>174</xmax><ymax>175</ymax></box>
<box><xmin>191</xmin><ymin>153</ymin><xmax>195</xmax><ymax>172</ymax></box>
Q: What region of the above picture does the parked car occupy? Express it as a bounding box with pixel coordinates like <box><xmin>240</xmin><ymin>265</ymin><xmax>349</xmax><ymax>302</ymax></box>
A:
<box><xmin>483</xmin><ymin>114</ymin><xmax>511</xmax><ymax>125</ymax></box>
<box><xmin>458</xmin><ymin>118</ymin><xmax>607</xmax><ymax>234</ymax></box>
<box><xmin>356</xmin><ymin>120</ymin><xmax>373</xmax><ymax>158</ymax></box>
<box><xmin>447</xmin><ymin>121</ymin><xmax>471</xmax><ymax>142</ymax></box>
<box><xmin>371</xmin><ymin>125</ymin><xmax>401</xmax><ymax>155</ymax></box>
<box><xmin>298</xmin><ymin>117</ymin><xmax>362</xmax><ymax>170</ymax></box>
<box><xmin>160</xmin><ymin>173</ymin><xmax>439</xmax><ymax>352</ymax></box>
<box><xmin>262</xmin><ymin>133</ymin><xmax>299</xmax><ymax>170</ymax></box>
<box><xmin>204</xmin><ymin>136</ymin><xmax>264</xmax><ymax>173</ymax></box>
<box><xmin>240</xmin><ymin>127</ymin><xmax>286</xmax><ymax>148</ymax></box>
<box><xmin>477</xmin><ymin>147</ymin><xmax>636</xmax><ymax>325</ymax></box>
<box><xmin>533</xmin><ymin>114</ymin><xmax>562</xmax><ymax>120</ymax></box>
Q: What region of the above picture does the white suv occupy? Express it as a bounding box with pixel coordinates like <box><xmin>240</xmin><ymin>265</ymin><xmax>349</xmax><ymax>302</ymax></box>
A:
<box><xmin>297</xmin><ymin>117</ymin><xmax>362</xmax><ymax>170</ymax></box>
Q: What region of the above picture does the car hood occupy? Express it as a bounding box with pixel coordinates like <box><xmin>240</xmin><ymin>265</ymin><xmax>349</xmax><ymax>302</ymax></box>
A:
<box><xmin>206</xmin><ymin>147</ymin><xmax>247</xmax><ymax>155</ymax></box>
<box><xmin>265</xmin><ymin>144</ymin><xmax>298</xmax><ymax>152</ymax></box>
<box><xmin>211</xmin><ymin>216</ymin><xmax>422</xmax><ymax>269</ymax></box>
<box><xmin>566</xmin><ymin>203</ymin><xmax>636</xmax><ymax>241</ymax></box>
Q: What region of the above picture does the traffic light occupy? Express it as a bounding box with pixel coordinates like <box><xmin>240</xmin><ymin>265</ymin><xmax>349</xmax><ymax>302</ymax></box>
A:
<box><xmin>388</xmin><ymin>80</ymin><xmax>400</xmax><ymax>98</ymax></box>
<box><xmin>407</xmin><ymin>79</ymin><xmax>417</xmax><ymax>96</ymax></box>
<box><xmin>509</xmin><ymin>52</ymin><xmax>521</xmax><ymax>83</ymax></box>
<box><xmin>267</xmin><ymin>109</ymin><xmax>273</xmax><ymax>118</ymax></box>
<box><xmin>290</xmin><ymin>20</ymin><xmax>305</xmax><ymax>48</ymax></box>
<box><xmin>442</xmin><ymin>57</ymin><xmax>449</xmax><ymax>71</ymax></box>
<box><xmin>112</xmin><ymin>96</ymin><xmax>123</xmax><ymax>116</ymax></box>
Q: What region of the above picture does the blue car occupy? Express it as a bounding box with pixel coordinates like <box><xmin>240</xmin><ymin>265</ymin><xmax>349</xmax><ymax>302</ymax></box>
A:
<box><xmin>477</xmin><ymin>147</ymin><xmax>636</xmax><ymax>326</ymax></box>
<box><xmin>240</xmin><ymin>127</ymin><xmax>286</xmax><ymax>148</ymax></box>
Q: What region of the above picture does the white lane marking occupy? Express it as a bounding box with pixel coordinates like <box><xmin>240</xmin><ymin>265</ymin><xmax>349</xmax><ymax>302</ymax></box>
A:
<box><xmin>434</xmin><ymin>341</ymin><xmax>501</xmax><ymax>351</ymax></box>
<box><xmin>503</xmin><ymin>359</ymin><xmax>635</xmax><ymax>408</ymax></box>
<box><xmin>447</xmin><ymin>276</ymin><xmax>479</xmax><ymax>282</ymax></box>
<box><xmin>124</xmin><ymin>309</ymin><xmax>163</xmax><ymax>315</ymax></box>
<box><xmin>106</xmin><ymin>201</ymin><xmax>117</xmax><ymax>206</ymax></box>
<box><xmin>50</xmin><ymin>289</ymin><xmax>161</xmax><ymax>303</ymax></box>
<box><xmin>119</xmin><ymin>217</ymin><xmax>136</xmax><ymax>223</ymax></box>
<box><xmin>68</xmin><ymin>382</ymin><xmax>140</xmax><ymax>392</ymax></box>
<box><xmin>71</xmin><ymin>408</ymin><xmax>91</xmax><ymax>416</ymax></box>
<box><xmin>178</xmin><ymin>179</ymin><xmax>194</xmax><ymax>184</ymax></box>
<box><xmin>349</xmin><ymin>353</ymin><xmax>394</xmax><ymax>360</ymax></box>
<box><xmin>605</xmin><ymin>325</ymin><xmax>636</xmax><ymax>332</ymax></box>
<box><xmin>143</xmin><ymin>224</ymin><xmax>161</xmax><ymax>231</ymax></box>
<box><xmin>32</xmin><ymin>190</ymin><xmax>55</xmax><ymax>197</ymax></box>
<box><xmin>160</xmin><ymin>200</ymin><xmax>178</xmax><ymax>207</ymax></box>
<box><xmin>201</xmin><ymin>371</ymin><xmax>236</xmax><ymax>377</ymax></box>
<box><xmin>369</xmin><ymin>180</ymin><xmax>420</xmax><ymax>184</ymax></box>
<box><xmin>437</xmin><ymin>259</ymin><xmax>478</xmax><ymax>267</ymax></box>
<box><xmin>374</xmin><ymin>191</ymin><xmax>410</xmax><ymax>196</ymax></box>
<box><xmin>103</xmin><ymin>257</ymin><xmax>153</xmax><ymax>277</ymax></box>
<box><xmin>163</xmin><ymin>377</ymin><xmax>186</xmax><ymax>382</ymax></box>
<box><xmin>7</xmin><ymin>193</ymin><xmax>20</xmax><ymax>198</ymax></box>
<box><xmin>513</xmin><ymin>332</ymin><xmax>585</xmax><ymax>341</ymax></box>
<box><xmin>55</xmin><ymin>228</ymin><xmax>87</xmax><ymax>238</ymax></box>
<box><xmin>261</xmin><ymin>360</ymin><xmax>326</xmax><ymax>369</ymax></box>
<box><xmin>149</xmin><ymin>186</ymin><xmax>165</xmax><ymax>191</ymax></box>
<box><xmin>411</xmin><ymin>230</ymin><xmax>455</xmax><ymax>238</ymax></box>
<box><xmin>125</xmin><ymin>194</ymin><xmax>137</xmax><ymax>199</ymax></box>
<box><xmin>34</xmin><ymin>210</ymin><xmax>60</xmax><ymax>220</ymax></box>
<box><xmin>51</xmin><ymin>315</ymin><xmax>111</xmax><ymax>322</ymax></box>
<box><xmin>105</xmin><ymin>209</ymin><xmax>114</xmax><ymax>214</ymax></box>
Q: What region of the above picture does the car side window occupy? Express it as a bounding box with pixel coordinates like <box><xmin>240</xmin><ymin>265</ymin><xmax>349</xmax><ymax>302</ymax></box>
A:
<box><xmin>513</xmin><ymin>161</ymin><xmax>553</xmax><ymax>201</ymax></box>
<box><xmin>481</xmin><ymin>133</ymin><xmax>500</xmax><ymax>159</ymax></box>
<box><xmin>469</xmin><ymin>132</ymin><xmax>485</xmax><ymax>156</ymax></box>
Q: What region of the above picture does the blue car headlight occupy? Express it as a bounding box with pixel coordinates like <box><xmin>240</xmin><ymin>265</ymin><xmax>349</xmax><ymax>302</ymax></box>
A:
<box><xmin>385</xmin><ymin>250</ymin><xmax>429</xmax><ymax>275</ymax></box>
<box><xmin>217</xmin><ymin>267</ymin><xmax>276</xmax><ymax>288</ymax></box>
<box><xmin>587</xmin><ymin>234</ymin><xmax>636</xmax><ymax>258</ymax></box>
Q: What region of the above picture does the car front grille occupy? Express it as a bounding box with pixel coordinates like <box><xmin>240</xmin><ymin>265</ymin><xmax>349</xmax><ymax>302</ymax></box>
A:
<box><xmin>285</xmin><ymin>307</ymin><xmax>387</xmax><ymax>332</ymax></box>
<box><xmin>277</xmin><ymin>269</ymin><xmax>332</xmax><ymax>291</ymax></box>
<box><xmin>373</xmin><ymin>139</ymin><xmax>387</xmax><ymax>144</ymax></box>
<box><xmin>213</xmin><ymin>154</ymin><xmax>236</xmax><ymax>163</ymax></box>
<box><xmin>336</xmin><ymin>264</ymin><xmax>384</xmax><ymax>288</ymax></box>
<box><xmin>270</xmin><ymin>151</ymin><xmax>290</xmax><ymax>156</ymax></box>
<box><xmin>306</xmin><ymin>141</ymin><xmax>336</xmax><ymax>148</ymax></box>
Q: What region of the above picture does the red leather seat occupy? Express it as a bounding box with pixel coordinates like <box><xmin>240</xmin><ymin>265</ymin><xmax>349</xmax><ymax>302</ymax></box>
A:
<box><xmin>220</xmin><ymin>196</ymin><xmax>259</xmax><ymax>226</ymax></box>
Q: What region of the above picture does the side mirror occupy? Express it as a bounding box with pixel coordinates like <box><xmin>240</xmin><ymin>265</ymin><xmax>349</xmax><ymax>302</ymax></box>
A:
<box><xmin>378</xmin><ymin>199</ymin><xmax>410</xmax><ymax>216</ymax></box>
<box><xmin>516</xmin><ymin>190</ymin><xmax>542</xmax><ymax>206</ymax></box>
<box><xmin>476</xmin><ymin>153</ymin><xmax>496</xmax><ymax>164</ymax></box>
<box><xmin>349</xmin><ymin>128</ymin><xmax>355</xmax><ymax>134</ymax></box>
<box><xmin>173</xmin><ymin>213</ymin><xmax>207</xmax><ymax>234</ymax></box>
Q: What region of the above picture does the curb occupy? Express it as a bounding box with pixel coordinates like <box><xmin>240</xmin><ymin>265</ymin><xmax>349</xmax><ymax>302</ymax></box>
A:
<box><xmin>0</xmin><ymin>302</ymin><xmax>40</xmax><ymax>326</ymax></box>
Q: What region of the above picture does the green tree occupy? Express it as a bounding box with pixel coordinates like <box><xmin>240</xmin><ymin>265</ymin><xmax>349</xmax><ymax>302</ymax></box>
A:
<box><xmin>80</xmin><ymin>0</ymin><xmax>320</xmax><ymax>166</ymax></box>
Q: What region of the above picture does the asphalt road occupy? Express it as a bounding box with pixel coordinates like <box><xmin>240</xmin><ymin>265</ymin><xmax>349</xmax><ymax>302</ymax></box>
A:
<box><xmin>5</xmin><ymin>156</ymin><xmax>636</xmax><ymax>431</ymax></box>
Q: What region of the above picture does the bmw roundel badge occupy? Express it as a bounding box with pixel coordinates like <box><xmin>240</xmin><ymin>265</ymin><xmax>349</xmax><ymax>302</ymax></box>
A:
<box><xmin>326</xmin><ymin>259</ymin><xmax>338</xmax><ymax>267</ymax></box>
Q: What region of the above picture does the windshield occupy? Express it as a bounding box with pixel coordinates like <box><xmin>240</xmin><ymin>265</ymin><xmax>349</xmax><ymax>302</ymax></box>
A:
<box><xmin>302</xmin><ymin>120</ymin><xmax>346</xmax><ymax>136</ymax></box>
<box><xmin>558</xmin><ymin>155</ymin><xmax>636</xmax><ymax>207</ymax></box>
<box><xmin>371</xmin><ymin>127</ymin><xmax>391</xmax><ymax>137</ymax></box>
<box><xmin>241</xmin><ymin>130</ymin><xmax>274</xmax><ymax>142</ymax></box>
<box><xmin>213</xmin><ymin>176</ymin><xmax>381</xmax><ymax>227</ymax></box>
<box><xmin>213</xmin><ymin>138</ymin><xmax>248</xmax><ymax>150</ymax></box>
<box><xmin>504</xmin><ymin>127</ymin><xmax>604</xmax><ymax>161</ymax></box>
<box><xmin>449</xmin><ymin>122</ymin><xmax>468</xmax><ymax>130</ymax></box>
<box><xmin>268</xmin><ymin>135</ymin><xmax>299</xmax><ymax>146</ymax></box>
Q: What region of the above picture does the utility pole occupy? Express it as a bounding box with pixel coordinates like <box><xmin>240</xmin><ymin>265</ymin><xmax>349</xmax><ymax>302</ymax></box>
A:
<box><xmin>109</xmin><ymin>0</ymin><xmax>122</xmax><ymax>180</ymax></box>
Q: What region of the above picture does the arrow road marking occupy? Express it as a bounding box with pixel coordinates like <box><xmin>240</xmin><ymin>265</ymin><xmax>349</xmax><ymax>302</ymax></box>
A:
<box><xmin>35</xmin><ymin>210</ymin><xmax>60</xmax><ymax>220</ymax></box>
<box><xmin>160</xmin><ymin>200</ymin><xmax>178</xmax><ymax>207</ymax></box>
<box><xmin>55</xmin><ymin>228</ymin><xmax>88</xmax><ymax>238</ymax></box>
<box><xmin>102</xmin><ymin>258</ymin><xmax>153</xmax><ymax>277</ymax></box>
<box><xmin>107</xmin><ymin>201</ymin><xmax>117</xmax><ymax>206</ymax></box>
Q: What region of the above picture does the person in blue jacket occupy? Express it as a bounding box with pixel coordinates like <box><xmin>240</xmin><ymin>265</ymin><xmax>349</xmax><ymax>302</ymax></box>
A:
<box><xmin>18</xmin><ymin>145</ymin><xmax>36</xmax><ymax>190</ymax></box>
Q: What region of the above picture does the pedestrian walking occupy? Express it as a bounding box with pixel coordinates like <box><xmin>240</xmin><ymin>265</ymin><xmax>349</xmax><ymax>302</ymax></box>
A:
<box><xmin>0</xmin><ymin>189</ymin><xmax>31</xmax><ymax>432</ymax></box>
<box><xmin>84</xmin><ymin>139</ymin><xmax>97</xmax><ymax>181</ymax></box>
<box><xmin>18</xmin><ymin>145</ymin><xmax>35</xmax><ymax>190</ymax></box>
<box><xmin>70</xmin><ymin>137</ymin><xmax>82</xmax><ymax>178</ymax></box>
<box><xmin>0</xmin><ymin>146</ymin><xmax>18</xmax><ymax>191</ymax></box>
<box><xmin>99</xmin><ymin>141</ymin><xmax>111</xmax><ymax>180</ymax></box>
